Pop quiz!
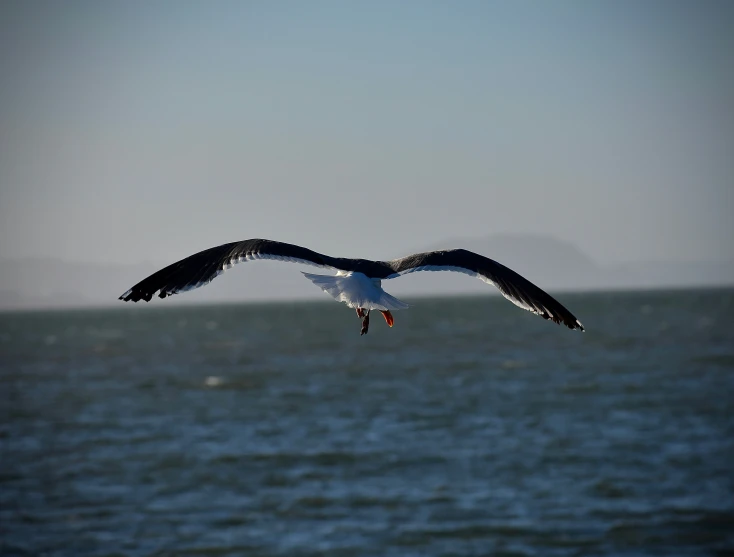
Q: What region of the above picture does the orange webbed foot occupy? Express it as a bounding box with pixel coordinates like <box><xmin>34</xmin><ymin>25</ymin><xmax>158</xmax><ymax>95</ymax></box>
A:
<box><xmin>380</xmin><ymin>310</ymin><xmax>394</xmax><ymax>327</ymax></box>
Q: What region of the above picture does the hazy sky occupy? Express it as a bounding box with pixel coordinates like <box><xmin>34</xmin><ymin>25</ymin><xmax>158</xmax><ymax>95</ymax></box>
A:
<box><xmin>1</xmin><ymin>0</ymin><xmax>732</xmax><ymax>267</ymax></box>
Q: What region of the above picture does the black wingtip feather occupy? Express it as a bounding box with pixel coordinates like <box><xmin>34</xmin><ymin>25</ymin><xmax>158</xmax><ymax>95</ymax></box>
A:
<box><xmin>117</xmin><ymin>238</ymin><xmax>338</xmax><ymax>306</ymax></box>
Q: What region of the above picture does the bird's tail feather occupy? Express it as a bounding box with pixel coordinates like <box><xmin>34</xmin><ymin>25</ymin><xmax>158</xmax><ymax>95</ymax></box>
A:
<box><xmin>377</xmin><ymin>289</ymin><xmax>410</xmax><ymax>310</ymax></box>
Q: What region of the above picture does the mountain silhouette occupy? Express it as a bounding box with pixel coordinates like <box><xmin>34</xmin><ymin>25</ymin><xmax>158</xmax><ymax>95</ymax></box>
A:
<box><xmin>1</xmin><ymin>235</ymin><xmax>732</xmax><ymax>309</ymax></box>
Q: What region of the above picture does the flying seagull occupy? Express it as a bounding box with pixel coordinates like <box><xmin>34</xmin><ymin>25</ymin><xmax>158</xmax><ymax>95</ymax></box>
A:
<box><xmin>119</xmin><ymin>238</ymin><xmax>584</xmax><ymax>335</ymax></box>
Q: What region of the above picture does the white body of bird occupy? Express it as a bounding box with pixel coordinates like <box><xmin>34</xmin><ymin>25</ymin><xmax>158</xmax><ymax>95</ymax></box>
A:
<box><xmin>301</xmin><ymin>271</ymin><xmax>409</xmax><ymax>311</ymax></box>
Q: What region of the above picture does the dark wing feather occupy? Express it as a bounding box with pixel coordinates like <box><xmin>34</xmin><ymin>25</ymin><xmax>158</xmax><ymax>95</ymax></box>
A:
<box><xmin>384</xmin><ymin>249</ymin><xmax>584</xmax><ymax>331</ymax></box>
<box><xmin>119</xmin><ymin>239</ymin><xmax>338</xmax><ymax>302</ymax></box>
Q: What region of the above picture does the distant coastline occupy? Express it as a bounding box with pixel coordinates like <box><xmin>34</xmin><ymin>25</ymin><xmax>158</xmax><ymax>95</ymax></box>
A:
<box><xmin>1</xmin><ymin>235</ymin><xmax>732</xmax><ymax>311</ymax></box>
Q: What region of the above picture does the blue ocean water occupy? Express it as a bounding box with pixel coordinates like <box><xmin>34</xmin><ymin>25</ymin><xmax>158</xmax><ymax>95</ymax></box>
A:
<box><xmin>1</xmin><ymin>288</ymin><xmax>733</xmax><ymax>556</ymax></box>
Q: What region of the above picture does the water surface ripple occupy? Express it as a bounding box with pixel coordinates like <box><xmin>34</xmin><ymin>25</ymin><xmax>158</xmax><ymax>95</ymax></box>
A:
<box><xmin>1</xmin><ymin>289</ymin><xmax>733</xmax><ymax>556</ymax></box>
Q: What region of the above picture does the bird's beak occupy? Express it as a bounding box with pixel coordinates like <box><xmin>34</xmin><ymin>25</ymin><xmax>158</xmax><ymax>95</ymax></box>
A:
<box><xmin>380</xmin><ymin>310</ymin><xmax>394</xmax><ymax>327</ymax></box>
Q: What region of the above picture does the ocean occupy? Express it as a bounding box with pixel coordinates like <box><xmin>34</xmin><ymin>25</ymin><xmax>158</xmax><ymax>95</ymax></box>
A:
<box><xmin>1</xmin><ymin>288</ymin><xmax>733</xmax><ymax>556</ymax></box>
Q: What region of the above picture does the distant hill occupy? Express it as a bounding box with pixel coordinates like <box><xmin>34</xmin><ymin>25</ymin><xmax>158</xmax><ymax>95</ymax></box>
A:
<box><xmin>1</xmin><ymin>235</ymin><xmax>732</xmax><ymax>310</ymax></box>
<box><xmin>386</xmin><ymin>235</ymin><xmax>734</xmax><ymax>298</ymax></box>
<box><xmin>423</xmin><ymin>234</ymin><xmax>598</xmax><ymax>291</ymax></box>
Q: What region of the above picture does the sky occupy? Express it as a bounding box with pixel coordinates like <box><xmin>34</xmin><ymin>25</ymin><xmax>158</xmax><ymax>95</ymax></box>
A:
<box><xmin>1</xmin><ymin>0</ymin><xmax>732</xmax><ymax>267</ymax></box>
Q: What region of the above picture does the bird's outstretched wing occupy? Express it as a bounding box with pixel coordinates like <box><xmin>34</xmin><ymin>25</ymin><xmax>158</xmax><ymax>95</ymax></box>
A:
<box><xmin>119</xmin><ymin>239</ymin><xmax>339</xmax><ymax>302</ymax></box>
<box><xmin>382</xmin><ymin>249</ymin><xmax>584</xmax><ymax>331</ymax></box>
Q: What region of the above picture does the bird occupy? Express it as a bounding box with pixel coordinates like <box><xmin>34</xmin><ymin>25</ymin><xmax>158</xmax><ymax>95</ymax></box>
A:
<box><xmin>119</xmin><ymin>238</ymin><xmax>584</xmax><ymax>335</ymax></box>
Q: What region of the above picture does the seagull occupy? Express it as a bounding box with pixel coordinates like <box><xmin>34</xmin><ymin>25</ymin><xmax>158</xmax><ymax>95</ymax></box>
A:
<box><xmin>119</xmin><ymin>238</ymin><xmax>584</xmax><ymax>335</ymax></box>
